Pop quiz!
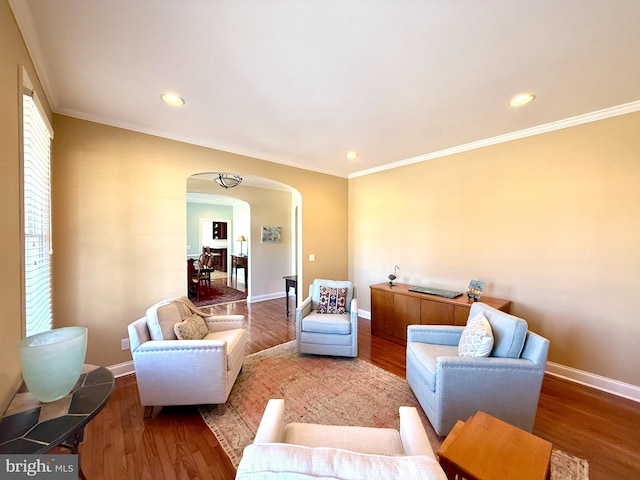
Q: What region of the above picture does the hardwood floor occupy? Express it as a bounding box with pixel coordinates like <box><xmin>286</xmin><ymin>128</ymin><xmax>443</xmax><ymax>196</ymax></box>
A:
<box><xmin>79</xmin><ymin>298</ymin><xmax>639</xmax><ymax>479</ymax></box>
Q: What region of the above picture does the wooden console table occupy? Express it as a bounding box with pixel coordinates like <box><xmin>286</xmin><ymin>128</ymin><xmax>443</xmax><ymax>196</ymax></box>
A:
<box><xmin>437</xmin><ymin>411</ymin><xmax>552</xmax><ymax>480</ymax></box>
<box><xmin>370</xmin><ymin>282</ymin><xmax>511</xmax><ymax>345</ymax></box>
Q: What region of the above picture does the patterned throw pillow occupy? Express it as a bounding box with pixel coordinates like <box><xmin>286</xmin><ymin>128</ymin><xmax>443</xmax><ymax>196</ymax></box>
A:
<box><xmin>458</xmin><ymin>312</ymin><xmax>494</xmax><ymax>357</ymax></box>
<box><xmin>174</xmin><ymin>313</ymin><xmax>209</xmax><ymax>340</ymax></box>
<box><xmin>317</xmin><ymin>286</ymin><xmax>348</xmax><ymax>314</ymax></box>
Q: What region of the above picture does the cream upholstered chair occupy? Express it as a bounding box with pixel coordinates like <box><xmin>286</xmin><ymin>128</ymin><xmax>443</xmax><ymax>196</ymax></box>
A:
<box><xmin>235</xmin><ymin>399</ymin><xmax>447</xmax><ymax>480</ymax></box>
<box><xmin>295</xmin><ymin>279</ymin><xmax>358</xmax><ymax>357</ymax></box>
<box><xmin>406</xmin><ymin>302</ymin><xmax>549</xmax><ymax>436</ymax></box>
<box><xmin>127</xmin><ymin>296</ymin><xmax>246</xmax><ymax>416</ymax></box>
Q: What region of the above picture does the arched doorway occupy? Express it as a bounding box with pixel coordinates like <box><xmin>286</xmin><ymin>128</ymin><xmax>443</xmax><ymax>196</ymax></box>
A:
<box><xmin>186</xmin><ymin>173</ymin><xmax>301</xmax><ymax>308</ymax></box>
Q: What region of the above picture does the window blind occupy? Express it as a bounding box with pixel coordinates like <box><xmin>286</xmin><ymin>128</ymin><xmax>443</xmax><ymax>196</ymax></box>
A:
<box><xmin>23</xmin><ymin>92</ymin><xmax>53</xmax><ymax>337</ymax></box>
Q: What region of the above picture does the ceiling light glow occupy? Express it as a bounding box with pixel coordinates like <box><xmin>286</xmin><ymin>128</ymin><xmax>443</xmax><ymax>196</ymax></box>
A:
<box><xmin>346</xmin><ymin>151</ymin><xmax>359</xmax><ymax>160</ymax></box>
<box><xmin>509</xmin><ymin>93</ymin><xmax>535</xmax><ymax>107</ymax></box>
<box><xmin>161</xmin><ymin>92</ymin><xmax>185</xmax><ymax>106</ymax></box>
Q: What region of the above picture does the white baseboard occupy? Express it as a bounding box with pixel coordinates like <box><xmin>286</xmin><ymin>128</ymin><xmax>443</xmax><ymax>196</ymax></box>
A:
<box><xmin>249</xmin><ymin>291</ymin><xmax>295</xmax><ymax>304</ymax></box>
<box><xmin>358</xmin><ymin>308</ymin><xmax>639</xmax><ymax>403</ymax></box>
<box><xmin>109</xmin><ymin>360</ymin><xmax>135</xmax><ymax>378</ymax></box>
<box><xmin>545</xmin><ymin>362</ymin><xmax>640</xmax><ymax>403</ymax></box>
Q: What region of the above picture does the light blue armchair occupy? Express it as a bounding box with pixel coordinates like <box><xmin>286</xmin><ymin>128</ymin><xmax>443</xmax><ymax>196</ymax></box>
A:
<box><xmin>406</xmin><ymin>302</ymin><xmax>549</xmax><ymax>436</ymax></box>
<box><xmin>296</xmin><ymin>279</ymin><xmax>358</xmax><ymax>357</ymax></box>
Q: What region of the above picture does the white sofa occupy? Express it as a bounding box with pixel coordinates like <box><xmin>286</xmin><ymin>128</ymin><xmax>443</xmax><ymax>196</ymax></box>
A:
<box><xmin>127</xmin><ymin>296</ymin><xmax>247</xmax><ymax>415</ymax></box>
<box><xmin>235</xmin><ymin>399</ymin><xmax>447</xmax><ymax>480</ymax></box>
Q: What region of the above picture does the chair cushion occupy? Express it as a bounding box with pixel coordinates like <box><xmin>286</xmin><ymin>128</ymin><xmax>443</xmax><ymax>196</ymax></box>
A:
<box><xmin>318</xmin><ymin>285</ymin><xmax>348</xmax><ymax>314</ymax></box>
<box><xmin>205</xmin><ymin>328</ymin><xmax>246</xmax><ymax>370</ymax></box>
<box><xmin>300</xmin><ymin>331</ymin><xmax>354</xmax><ymax>346</ymax></box>
<box><xmin>148</xmin><ymin>302</ymin><xmax>180</xmax><ymax>340</ymax></box>
<box><xmin>469</xmin><ymin>303</ymin><xmax>528</xmax><ymax>358</ymax></box>
<box><xmin>458</xmin><ymin>312</ymin><xmax>494</xmax><ymax>357</ymax></box>
<box><xmin>406</xmin><ymin>342</ymin><xmax>458</xmax><ymax>392</ymax></box>
<box><xmin>174</xmin><ymin>314</ymin><xmax>209</xmax><ymax>340</ymax></box>
<box><xmin>284</xmin><ymin>423</ymin><xmax>403</xmax><ymax>455</ymax></box>
<box><xmin>302</xmin><ymin>312</ymin><xmax>351</xmax><ymax>334</ymax></box>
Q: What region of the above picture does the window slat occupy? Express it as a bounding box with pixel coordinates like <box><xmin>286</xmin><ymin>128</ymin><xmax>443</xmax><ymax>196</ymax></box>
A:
<box><xmin>23</xmin><ymin>94</ymin><xmax>53</xmax><ymax>337</ymax></box>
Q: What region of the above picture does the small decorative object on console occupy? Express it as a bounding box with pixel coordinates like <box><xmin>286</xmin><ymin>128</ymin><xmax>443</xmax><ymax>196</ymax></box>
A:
<box><xmin>466</xmin><ymin>280</ymin><xmax>484</xmax><ymax>302</ymax></box>
<box><xmin>388</xmin><ymin>265</ymin><xmax>400</xmax><ymax>285</ymax></box>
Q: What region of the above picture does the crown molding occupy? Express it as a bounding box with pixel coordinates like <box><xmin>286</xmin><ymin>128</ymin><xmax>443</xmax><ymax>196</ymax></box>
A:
<box><xmin>349</xmin><ymin>100</ymin><xmax>640</xmax><ymax>179</ymax></box>
<box><xmin>55</xmin><ymin>107</ymin><xmax>348</xmax><ymax>179</ymax></box>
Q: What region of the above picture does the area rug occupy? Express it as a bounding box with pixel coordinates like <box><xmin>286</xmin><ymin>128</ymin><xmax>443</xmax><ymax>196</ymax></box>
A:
<box><xmin>191</xmin><ymin>283</ymin><xmax>247</xmax><ymax>307</ymax></box>
<box><xmin>199</xmin><ymin>341</ymin><xmax>588</xmax><ymax>479</ymax></box>
<box><xmin>551</xmin><ymin>449</ymin><xmax>590</xmax><ymax>480</ymax></box>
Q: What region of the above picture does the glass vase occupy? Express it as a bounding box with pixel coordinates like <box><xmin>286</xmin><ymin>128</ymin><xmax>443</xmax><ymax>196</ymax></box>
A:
<box><xmin>18</xmin><ymin>326</ymin><xmax>88</xmax><ymax>403</ymax></box>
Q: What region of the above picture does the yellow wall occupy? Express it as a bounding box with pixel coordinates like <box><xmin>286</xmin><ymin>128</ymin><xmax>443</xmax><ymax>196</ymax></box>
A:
<box><xmin>0</xmin><ymin>2</ymin><xmax>52</xmax><ymax>413</ymax></box>
<box><xmin>349</xmin><ymin>111</ymin><xmax>640</xmax><ymax>386</ymax></box>
<box><xmin>51</xmin><ymin>115</ymin><xmax>348</xmax><ymax>368</ymax></box>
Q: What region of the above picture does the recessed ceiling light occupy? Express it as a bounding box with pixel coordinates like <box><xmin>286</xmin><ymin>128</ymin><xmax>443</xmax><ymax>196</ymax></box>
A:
<box><xmin>346</xmin><ymin>151</ymin><xmax>359</xmax><ymax>160</ymax></box>
<box><xmin>509</xmin><ymin>93</ymin><xmax>535</xmax><ymax>107</ymax></box>
<box><xmin>161</xmin><ymin>92</ymin><xmax>185</xmax><ymax>106</ymax></box>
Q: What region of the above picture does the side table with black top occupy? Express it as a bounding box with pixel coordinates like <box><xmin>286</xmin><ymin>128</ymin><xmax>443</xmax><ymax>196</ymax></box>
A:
<box><xmin>231</xmin><ymin>254</ymin><xmax>248</xmax><ymax>291</ymax></box>
<box><xmin>283</xmin><ymin>275</ymin><xmax>297</xmax><ymax>315</ymax></box>
<box><xmin>0</xmin><ymin>364</ymin><xmax>115</xmax><ymax>479</ymax></box>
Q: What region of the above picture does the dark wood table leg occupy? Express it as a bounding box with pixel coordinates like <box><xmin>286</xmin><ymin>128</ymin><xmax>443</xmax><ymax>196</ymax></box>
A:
<box><xmin>284</xmin><ymin>277</ymin><xmax>297</xmax><ymax>316</ymax></box>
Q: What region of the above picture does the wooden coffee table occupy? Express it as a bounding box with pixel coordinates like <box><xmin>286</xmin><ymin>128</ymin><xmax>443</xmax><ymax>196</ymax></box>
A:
<box><xmin>437</xmin><ymin>411</ymin><xmax>552</xmax><ymax>480</ymax></box>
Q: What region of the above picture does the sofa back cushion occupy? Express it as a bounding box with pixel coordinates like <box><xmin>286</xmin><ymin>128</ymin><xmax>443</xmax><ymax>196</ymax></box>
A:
<box><xmin>468</xmin><ymin>303</ymin><xmax>527</xmax><ymax>358</ymax></box>
<box><xmin>236</xmin><ymin>443</ymin><xmax>447</xmax><ymax>480</ymax></box>
<box><xmin>283</xmin><ymin>423</ymin><xmax>403</xmax><ymax>455</ymax></box>
<box><xmin>147</xmin><ymin>302</ymin><xmax>181</xmax><ymax>341</ymax></box>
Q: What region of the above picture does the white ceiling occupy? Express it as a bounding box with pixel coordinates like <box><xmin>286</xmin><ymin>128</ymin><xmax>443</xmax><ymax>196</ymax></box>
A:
<box><xmin>10</xmin><ymin>0</ymin><xmax>640</xmax><ymax>178</ymax></box>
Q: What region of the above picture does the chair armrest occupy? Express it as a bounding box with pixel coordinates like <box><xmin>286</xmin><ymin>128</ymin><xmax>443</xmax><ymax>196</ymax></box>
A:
<box><xmin>349</xmin><ymin>297</ymin><xmax>359</xmax><ymax>323</ymax></box>
<box><xmin>203</xmin><ymin>314</ymin><xmax>245</xmax><ymax>332</ymax></box>
<box><xmin>435</xmin><ymin>355</ymin><xmax>546</xmax><ymax>432</ymax></box>
<box><xmin>253</xmin><ymin>399</ymin><xmax>286</xmax><ymax>444</ymax></box>
<box><xmin>436</xmin><ymin>356</ymin><xmax>545</xmax><ymax>404</ymax></box>
<box><xmin>134</xmin><ymin>338</ymin><xmax>228</xmax><ymax>351</ymax></box>
<box><xmin>296</xmin><ymin>296</ymin><xmax>312</xmax><ymax>320</ymax></box>
<box><xmin>399</xmin><ymin>407</ymin><xmax>436</xmax><ymax>458</ymax></box>
<box><xmin>128</xmin><ymin>318</ymin><xmax>150</xmax><ymax>352</ymax></box>
<box><xmin>132</xmin><ymin>340</ymin><xmax>229</xmax><ymax>380</ymax></box>
<box><xmin>437</xmin><ymin>355</ymin><xmax>540</xmax><ymax>371</ymax></box>
<box><xmin>407</xmin><ymin>325</ymin><xmax>464</xmax><ymax>346</ymax></box>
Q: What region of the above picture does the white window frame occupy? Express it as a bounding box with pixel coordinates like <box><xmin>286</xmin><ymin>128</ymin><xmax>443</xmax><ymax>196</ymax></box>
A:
<box><xmin>21</xmin><ymin>69</ymin><xmax>54</xmax><ymax>337</ymax></box>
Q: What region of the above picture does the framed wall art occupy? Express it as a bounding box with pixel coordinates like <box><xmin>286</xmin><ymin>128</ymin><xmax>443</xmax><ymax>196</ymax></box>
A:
<box><xmin>261</xmin><ymin>226</ymin><xmax>282</xmax><ymax>243</ymax></box>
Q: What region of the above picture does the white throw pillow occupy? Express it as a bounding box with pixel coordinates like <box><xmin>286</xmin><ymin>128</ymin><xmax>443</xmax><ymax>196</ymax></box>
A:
<box><xmin>458</xmin><ymin>311</ymin><xmax>494</xmax><ymax>357</ymax></box>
